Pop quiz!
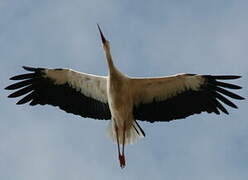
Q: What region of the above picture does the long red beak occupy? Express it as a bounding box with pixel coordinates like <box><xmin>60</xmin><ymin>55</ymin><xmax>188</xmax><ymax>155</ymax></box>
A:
<box><xmin>97</xmin><ymin>24</ymin><xmax>107</xmax><ymax>44</ymax></box>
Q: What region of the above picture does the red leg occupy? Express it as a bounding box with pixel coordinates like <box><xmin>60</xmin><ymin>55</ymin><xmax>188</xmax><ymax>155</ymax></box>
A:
<box><xmin>113</xmin><ymin>119</ymin><xmax>126</xmax><ymax>169</ymax></box>
<box><xmin>114</xmin><ymin>119</ymin><xmax>124</xmax><ymax>168</ymax></box>
<box><xmin>120</xmin><ymin>123</ymin><xmax>126</xmax><ymax>168</ymax></box>
<box><xmin>114</xmin><ymin>123</ymin><xmax>120</xmax><ymax>157</ymax></box>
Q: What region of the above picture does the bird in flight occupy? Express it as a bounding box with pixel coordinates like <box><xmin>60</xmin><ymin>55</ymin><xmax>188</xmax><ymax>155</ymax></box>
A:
<box><xmin>6</xmin><ymin>25</ymin><xmax>244</xmax><ymax>168</ymax></box>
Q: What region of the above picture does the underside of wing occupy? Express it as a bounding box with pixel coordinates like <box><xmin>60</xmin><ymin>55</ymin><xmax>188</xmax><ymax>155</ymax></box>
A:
<box><xmin>132</xmin><ymin>74</ymin><xmax>244</xmax><ymax>122</ymax></box>
<box><xmin>5</xmin><ymin>66</ymin><xmax>111</xmax><ymax>120</ymax></box>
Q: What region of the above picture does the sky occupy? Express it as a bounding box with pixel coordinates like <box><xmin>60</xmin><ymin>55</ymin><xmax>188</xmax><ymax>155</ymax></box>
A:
<box><xmin>1</xmin><ymin>0</ymin><xmax>248</xmax><ymax>179</ymax></box>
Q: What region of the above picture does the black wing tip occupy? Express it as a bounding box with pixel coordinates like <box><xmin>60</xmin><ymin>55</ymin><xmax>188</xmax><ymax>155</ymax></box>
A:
<box><xmin>16</xmin><ymin>101</ymin><xmax>24</xmax><ymax>105</ymax></box>
<box><xmin>5</xmin><ymin>85</ymin><xmax>12</xmax><ymax>90</ymax></box>
<box><xmin>211</xmin><ymin>86</ymin><xmax>245</xmax><ymax>100</ymax></box>
<box><xmin>211</xmin><ymin>81</ymin><xmax>242</xmax><ymax>90</ymax></box>
<box><xmin>8</xmin><ymin>66</ymin><xmax>45</xmax><ymax>81</ymax></box>
<box><xmin>9</xmin><ymin>73</ymin><xmax>35</xmax><ymax>81</ymax></box>
<box><xmin>205</xmin><ymin>74</ymin><xmax>245</xmax><ymax>114</ymax></box>
<box><xmin>8</xmin><ymin>93</ymin><xmax>19</xmax><ymax>98</ymax></box>
<box><xmin>205</xmin><ymin>74</ymin><xmax>245</xmax><ymax>100</ymax></box>
<box><xmin>211</xmin><ymin>75</ymin><xmax>242</xmax><ymax>80</ymax></box>
<box><xmin>224</xmin><ymin>111</ymin><xmax>229</xmax><ymax>115</ymax></box>
<box><xmin>23</xmin><ymin>66</ymin><xmax>36</xmax><ymax>71</ymax></box>
<box><xmin>202</xmin><ymin>74</ymin><xmax>244</xmax><ymax>114</ymax></box>
<box><xmin>239</xmin><ymin>96</ymin><xmax>245</xmax><ymax>100</ymax></box>
<box><xmin>16</xmin><ymin>99</ymin><xmax>29</xmax><ymax>105</ymax></box>
<box><xmin>9</xmin><ymin>76</ymin><xmax>19</xmax><ymax>80</ymax></box>
<box><xmin>23</xmin><ymin>66</ymin><xmax>45</xmax><ymax>72</ymax></box>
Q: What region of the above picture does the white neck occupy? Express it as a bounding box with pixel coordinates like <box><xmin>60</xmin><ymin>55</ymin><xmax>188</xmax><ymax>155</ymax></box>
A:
<box><xmin>104</xmin><ymin>45</ymin><xmax>123</xmax><ymax>77</ymax></box>
<box><xmin>105</xmin><ymin>48</ymin><xmax>114</xmax><ymax>70</ymax></box>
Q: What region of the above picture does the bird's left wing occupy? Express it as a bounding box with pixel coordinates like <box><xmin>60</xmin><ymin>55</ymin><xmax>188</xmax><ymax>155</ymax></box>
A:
<box><xmin>5</xmin><ymin>66</ymin><xmax>111</xmax><ymax>120</ymax></box>
<box><xmin>131</xmin><ymin>74</ymin><xmax>244</xmax><ymax>122</ymax></box>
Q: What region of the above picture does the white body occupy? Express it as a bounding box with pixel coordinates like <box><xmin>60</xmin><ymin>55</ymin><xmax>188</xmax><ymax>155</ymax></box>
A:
<box><xmin>107</xmin><ymin>70</ymin><xmax>143</xmax><ymax>145</ymax></box>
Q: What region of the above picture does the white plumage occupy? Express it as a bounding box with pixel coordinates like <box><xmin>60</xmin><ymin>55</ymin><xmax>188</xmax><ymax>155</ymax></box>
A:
<box><xmin>45</xmin><ymin>69</ymin><xmax>108</xmax><ymax>103</ymax></box>
<box><xmin>6</xmin><ymin>25</ymin><xmax>244</xmax><ymax>168</ymax></box>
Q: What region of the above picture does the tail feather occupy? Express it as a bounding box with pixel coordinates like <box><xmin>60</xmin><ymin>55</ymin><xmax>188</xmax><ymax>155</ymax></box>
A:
<box><xmin>134</xmin><ymin>120</ymin><xmax>145</xmax><ymax>137</ymax></box>
<box><xmin>107</xmin><ymin>120</ymin><xmax>144</xmax><ymax>145</ymax></box>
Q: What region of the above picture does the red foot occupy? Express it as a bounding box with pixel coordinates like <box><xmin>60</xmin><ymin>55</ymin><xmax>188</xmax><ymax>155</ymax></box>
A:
<box><xmin>119</xmin><ymin>154</ymin><xmax>126</xmax><ymax>169</ymax></box>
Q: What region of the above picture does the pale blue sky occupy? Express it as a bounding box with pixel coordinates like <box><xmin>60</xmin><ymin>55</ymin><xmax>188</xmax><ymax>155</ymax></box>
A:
<box><xmin>1</xmin><ymin>0</ymin><xmax>248</xmax><ymax>179</ymax></box>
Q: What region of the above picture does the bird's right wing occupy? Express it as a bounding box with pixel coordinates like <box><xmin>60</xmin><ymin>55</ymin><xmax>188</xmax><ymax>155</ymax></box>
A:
<box><xmin>5</xmin><ymin>66</ymin><xmax>111</xmax><ymax>120</ymax></box>
<box><xmin>131</xmin><ymin>74</ymin><xmax>244</xmax><ymax>122</ymax></box>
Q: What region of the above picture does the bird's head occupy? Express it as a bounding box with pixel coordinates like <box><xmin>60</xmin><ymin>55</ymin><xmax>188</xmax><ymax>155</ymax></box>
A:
<box><xmin>97</xmin><ymin>24</ymin><xmax>110</xmax><ymax>52</ymax></box>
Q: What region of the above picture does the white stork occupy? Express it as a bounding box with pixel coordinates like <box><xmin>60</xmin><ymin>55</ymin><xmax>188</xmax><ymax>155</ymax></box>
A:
<box><xmin>6</xmin><ymin>25</ymin><xmax>244</xmax><ymax>168</ymax></box>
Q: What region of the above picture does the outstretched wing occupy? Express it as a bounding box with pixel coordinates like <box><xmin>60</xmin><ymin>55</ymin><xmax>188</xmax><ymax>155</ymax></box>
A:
<box><xmin>132</xmin><ymin>74</ymin><xmax>244</xmax><ymax>122</ymax></box>
<box><xmin>5</xmin><ymin>66</ymin><xmax>111</xmax><ymax>120</ymax></box>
